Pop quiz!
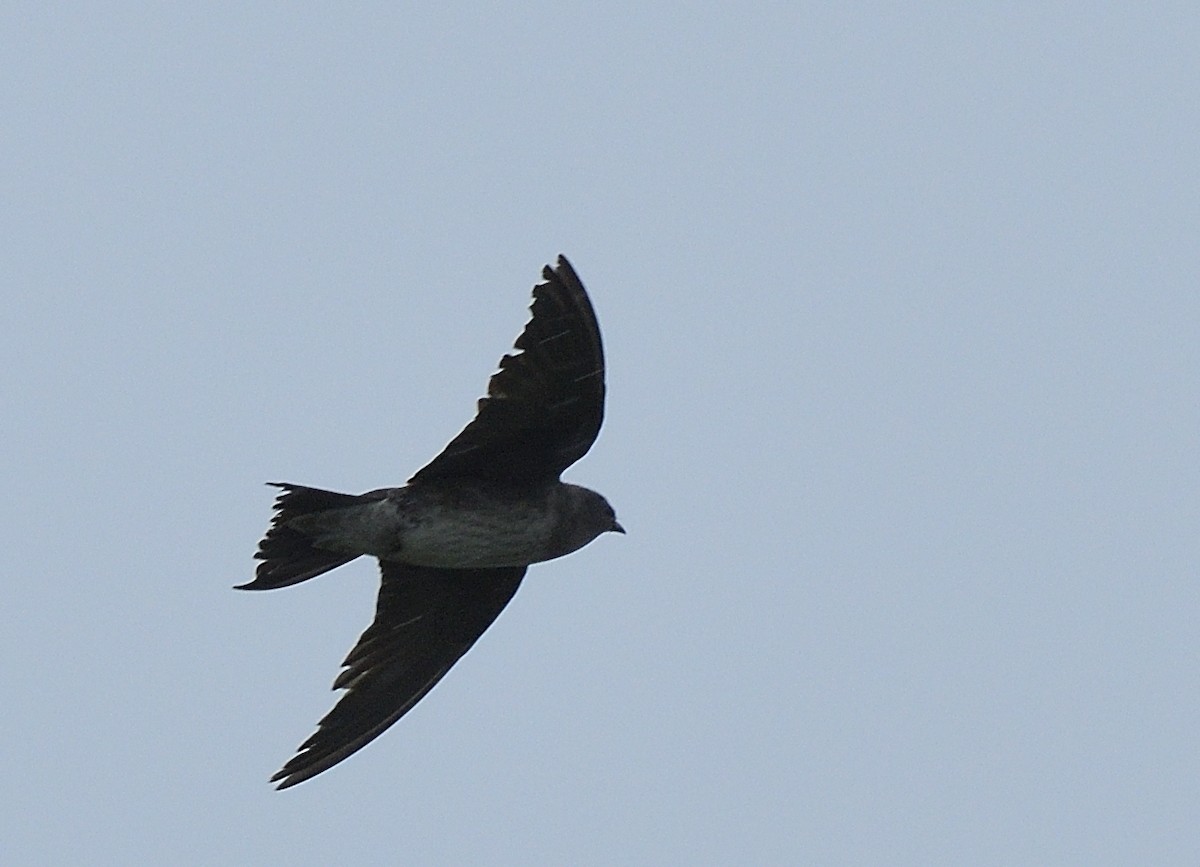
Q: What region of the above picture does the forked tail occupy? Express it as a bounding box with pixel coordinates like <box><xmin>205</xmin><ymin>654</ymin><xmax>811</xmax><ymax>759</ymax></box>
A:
<box><xmin>237</xmin><ymin>483</ymin><xmax>366</xmax><ymax>590</ymax></box>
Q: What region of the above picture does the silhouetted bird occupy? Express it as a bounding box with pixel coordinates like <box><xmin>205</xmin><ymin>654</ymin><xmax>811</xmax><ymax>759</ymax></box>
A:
<box><xmin>238</xmin><ymin>256</ymin><xmax>622</xmax><ymax>789</ymax></box>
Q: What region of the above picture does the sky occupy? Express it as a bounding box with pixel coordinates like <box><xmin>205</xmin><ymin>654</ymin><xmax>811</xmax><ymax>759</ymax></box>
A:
<box><xmin>3</xmin><ymin>3</ymin><xmax>1198</xmax><ymax>864</ymax></box>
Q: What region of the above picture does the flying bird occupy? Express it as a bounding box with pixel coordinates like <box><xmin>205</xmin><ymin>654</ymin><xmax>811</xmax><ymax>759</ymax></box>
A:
<box><xmin>238</xmin><ymin>256</ymin><xmax>622</xmax><ymax>789</ymax></box>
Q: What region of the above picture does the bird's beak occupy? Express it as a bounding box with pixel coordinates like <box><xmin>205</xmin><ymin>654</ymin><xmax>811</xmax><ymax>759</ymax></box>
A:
<box><xmin>611</xmin><ymin>520</ymin><xmax>626</xmax><ymax>535</ymax></box>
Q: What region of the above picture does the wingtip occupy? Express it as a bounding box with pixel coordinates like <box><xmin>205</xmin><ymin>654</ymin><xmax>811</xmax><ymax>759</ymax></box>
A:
<box><xmin>234</xmin><ymin>574</ymin><xmax>290</xmax><ymax>591</ymax></box>
<box><xmin>272</xmin><ymin>773</ymin><xmax>299</xmax><ymax>791</ymax></box>
<box><xmin>550</xmin><ymin>254</ymin><xmax>576</xmax><ymax>279</ymax></box>
<box><xmin>270</xmin><ymin>761</ymin><xmax>309</xmax><ymax>790</ymax></box>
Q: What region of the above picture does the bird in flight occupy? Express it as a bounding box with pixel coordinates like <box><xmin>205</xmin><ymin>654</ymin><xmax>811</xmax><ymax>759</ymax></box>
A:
<box><xmin>238</xmin><ymin>256</ymin><xmax>622</xmax><ymax>789</ymax></box>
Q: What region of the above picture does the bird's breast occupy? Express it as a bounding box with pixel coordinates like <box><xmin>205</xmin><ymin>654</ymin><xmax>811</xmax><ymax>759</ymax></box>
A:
<box><xmin>385</xmin><ymin>485</ymin><xmax>558</xmax><ymax>569</ymax></box>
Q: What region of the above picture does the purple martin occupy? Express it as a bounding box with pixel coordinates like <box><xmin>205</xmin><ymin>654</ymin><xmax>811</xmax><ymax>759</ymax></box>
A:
<box><xmin>238</xmin><ymin>256</ymin><xmax>622</xmax><ymax>789</ymax></box>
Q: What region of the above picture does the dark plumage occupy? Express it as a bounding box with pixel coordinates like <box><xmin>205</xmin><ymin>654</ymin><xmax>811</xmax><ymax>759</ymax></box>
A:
<box><xmin>238</xmin><ymin>256</ymin><xmax>622</xmax><ymax>789</ymax></box>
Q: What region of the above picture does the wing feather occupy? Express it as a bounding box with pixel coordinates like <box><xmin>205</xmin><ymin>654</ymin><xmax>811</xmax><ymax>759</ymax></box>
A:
<box><xmin>409</xmin><ymin>256</ymin><xmax>606</xmax><ymax>485</ymax></box>
<box><xmin>271</xmin><ymin>563</ymin><xmax>526</xmax><ymax>789</ymax></box>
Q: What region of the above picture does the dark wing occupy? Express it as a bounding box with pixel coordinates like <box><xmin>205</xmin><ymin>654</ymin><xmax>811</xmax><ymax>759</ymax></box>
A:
<box><xmin>271</xmin><ymin>563</ymin><xmax>526</xmax><ymax>789</ymax></box>
<box><xmin>409</xmin><ymin>256</ymin><xmax>606</xmax><ymax>486</ymax></box>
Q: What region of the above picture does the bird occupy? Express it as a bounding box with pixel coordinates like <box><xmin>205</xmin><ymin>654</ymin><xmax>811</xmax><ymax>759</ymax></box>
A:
<box><xmin>237</xmin><ymin>256</ymin><xmax>622</xmax><ymax>789</ymax></box>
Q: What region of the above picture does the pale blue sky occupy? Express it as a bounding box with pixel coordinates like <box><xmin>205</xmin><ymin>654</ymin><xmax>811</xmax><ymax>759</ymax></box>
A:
<box><xmin>4</xmin><ymin>4</ymin><xmax>1197</xmax><ymax>864</ymax></box>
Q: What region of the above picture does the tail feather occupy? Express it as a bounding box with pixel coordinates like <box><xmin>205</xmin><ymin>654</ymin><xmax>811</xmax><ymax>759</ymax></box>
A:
<box><xmin>238</xmin><ymin>483</ymin><xmax>369</xmax><ymax>591</ymax></box>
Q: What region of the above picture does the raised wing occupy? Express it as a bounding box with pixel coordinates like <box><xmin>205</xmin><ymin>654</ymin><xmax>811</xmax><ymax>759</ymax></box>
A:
<box><xmin>271</xmin><ymin>563</ymin><xmax>526</xmax><ymax>789</ymax></box>
<box><xmin>409</xmin><ymin>256</ymin><xmax>606</xmax><ymax>486</ymax></box>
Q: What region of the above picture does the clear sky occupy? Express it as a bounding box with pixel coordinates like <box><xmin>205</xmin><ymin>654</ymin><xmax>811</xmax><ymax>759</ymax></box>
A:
<box><xmin>4</xmin><ymin>4</ymin><xmax>1197</xmax><ymax>864</ymax></box>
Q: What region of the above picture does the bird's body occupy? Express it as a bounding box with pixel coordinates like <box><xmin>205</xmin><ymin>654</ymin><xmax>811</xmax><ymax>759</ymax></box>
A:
<box><xmin>272</xmin><ymin>479</ymin><xmax>616</xmax><ymax>570</ymax></box>
<box><xmin>239</xmin><ymin>256</ymin><xmax>621</xmax><ymax>789</ymax></box>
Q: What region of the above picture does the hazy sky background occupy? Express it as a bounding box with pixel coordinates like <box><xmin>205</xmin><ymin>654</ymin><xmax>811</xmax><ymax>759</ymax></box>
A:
<box><xmin>4</xmin><ymin>4</ymin><xmax>1197</xmax><ymax>864</ymax></box>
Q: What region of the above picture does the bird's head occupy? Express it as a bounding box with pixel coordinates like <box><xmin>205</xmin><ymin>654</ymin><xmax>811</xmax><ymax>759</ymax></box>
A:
<box><xmin>546</xmin><ymin>484</ymin><xmax>624</xmax><ymax>560</ymax></box>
